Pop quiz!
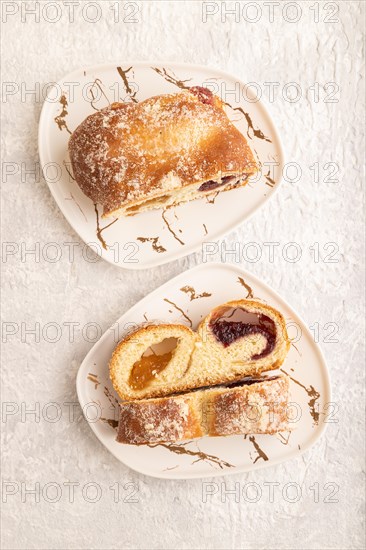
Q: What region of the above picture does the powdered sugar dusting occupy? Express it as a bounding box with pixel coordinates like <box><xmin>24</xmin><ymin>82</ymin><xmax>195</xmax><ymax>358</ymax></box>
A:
<box><xmin>118</xmin><ymin>396</ymin><xmax>190</xmax><ymax>444</ymax></box>
<box><xmin>212</xmin><ymin>376</ymin><xmax>289</xmax><ymax>435</ymax></box>
<box><xmin>68</xmin><ymin>89</ymin><xmax>258</xmax><ymax>217</ymax></box>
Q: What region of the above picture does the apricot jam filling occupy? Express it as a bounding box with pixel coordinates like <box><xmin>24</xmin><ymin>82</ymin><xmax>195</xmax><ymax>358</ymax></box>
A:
<box><xmin>128</xmin><ymin>337</ymin><xmax>178</xmax><ymax>390</ymax></box>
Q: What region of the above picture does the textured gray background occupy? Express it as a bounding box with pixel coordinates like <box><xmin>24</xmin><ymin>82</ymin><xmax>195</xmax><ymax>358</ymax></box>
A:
<box><xmin>1</xmin><ymin>1</ymin><xmax>365</xmax><ymax>549</ymax></box>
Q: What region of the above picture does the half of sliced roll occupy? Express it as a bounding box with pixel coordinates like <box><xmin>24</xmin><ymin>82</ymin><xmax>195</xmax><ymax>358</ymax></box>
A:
<box><xmin>68</xmin><ymin>87</ymin><xmax>259</xmax><ymax>219</ymax></box>
<box><xmin>109</xmin><ymin>300</ymin><xmax>290</xmax><ymax>401</ymax></box>
<box><xmin>116</xmin><ymin>374</ymin><xmax>290</xmax><ymax>445</ymax></box>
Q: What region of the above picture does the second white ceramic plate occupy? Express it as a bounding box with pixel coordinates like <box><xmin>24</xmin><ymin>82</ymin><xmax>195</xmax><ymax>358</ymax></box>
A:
<box><xmin>76</xmin><ymin>263</ymin><xmax>331</xmax><ymax>479</ymax></box>
<box><xmin>39</xmin><ymin>62</ymin><xmax>284</xmax><ymax>269</ymax></box>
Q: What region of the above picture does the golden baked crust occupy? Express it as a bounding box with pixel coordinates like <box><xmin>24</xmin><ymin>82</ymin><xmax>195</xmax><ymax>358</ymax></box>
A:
<box><xmin>116</xmin><ymin>375</ymin><xmax>290</xmax><ymax>445</ymax></box>
<box><xmin>109</xmin><ymin>300</ymin><xmax>290</xmax><ymax>401</ymax></box>
<box><xmin>68</xmin><ymin>88</ymin><xmax>259</xmax><ymax>218</ymax></box>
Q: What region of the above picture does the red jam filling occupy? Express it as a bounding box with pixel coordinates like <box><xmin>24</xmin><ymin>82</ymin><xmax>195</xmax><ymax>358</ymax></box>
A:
<box><xmin>189</xmin><ymin>86</ymin><xmax>215</xmax><ymax>105</ymax></box>
<box><xmin>198</xmin><ymin>175</ymin><xmax>246</xmax><ymax>193</ymax></box>
<box><xmin>209</xmin><ymin>307</ymin><xmax>276</xmax><ymax>360</ymax></box>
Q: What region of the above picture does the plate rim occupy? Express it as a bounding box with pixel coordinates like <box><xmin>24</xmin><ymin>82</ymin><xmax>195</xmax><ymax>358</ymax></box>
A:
<box><xmin>38</xmin><ymin>61</ymin><xmax>286</xmax><ymax>270</ymax></box>
<box><xmin>76</xmin><ymin>261</ymin><xmax>331</xmax><ymax>479</ymax></box>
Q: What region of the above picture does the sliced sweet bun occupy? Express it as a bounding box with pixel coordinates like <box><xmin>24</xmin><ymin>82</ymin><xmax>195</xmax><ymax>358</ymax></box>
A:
<box><xmin>186</xmin><ymin>299</ymin><xmax>290</xmax><ymax>388</ymax></box>
<box><xmin>109</xmin><ymin>323</ymin><xmax>198</xmax><ymax>401</ymax></box>
<box><xmin>116</xmin><ymin>374</ymin><xmax>290</xmax><ymax>445</ymax></box>
<box><xmin>68</xmin><ymin>87</ymin><xmax>259</xmax><ymax>218</ymax></box>
<box><xmin>109</xmin><ymin>300</ymin><xmax>290</xmax><ymax>401</ymax></box>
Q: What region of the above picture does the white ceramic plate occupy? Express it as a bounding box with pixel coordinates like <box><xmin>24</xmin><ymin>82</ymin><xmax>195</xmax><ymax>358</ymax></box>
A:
<box><xmin>39</xmin><ymin>62</ymin><xmax>284</xmax><ymax>269</ymax></box>
<box><xmin>76</xmin><ymin>263</ymin><xmax>331</xmax><ymax>479</ymax></box>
